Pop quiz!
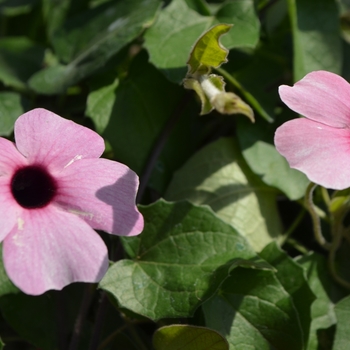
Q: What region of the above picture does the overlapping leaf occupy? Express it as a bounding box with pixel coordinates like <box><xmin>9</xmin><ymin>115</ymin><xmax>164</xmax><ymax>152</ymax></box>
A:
<box><xmin>203</xmin><ymin>243</ymin><xmax>314</xmax><ymax>349</ymax></box>
<box><xmin>99</xmin><ymin>52</ymin><xmax>197</xmax><ymax>193</ymax></box>
<box><xmin>29</xmin><ymin>0</ymin><xmax>161</xmax><ymax>94</ymax></box>
<box><xmin>237</xmin><ymin>116</ymin><xmax>309</xmax><ymax>200</ymax></box>
<box><xmin>0</xmin><ymin>37</ymin><xmax>45</xmax><ymax>89</ymax></box>
<box><xmin>144</xmin><ymin>0</ymin><xmax>260</xmax><ymax>83</ymax></box>
<box><xmin>297</xmin><ymin>253</ymin><xmax>348</xmax><ymax>350</ymax></box>
<box><xmin>165</xmin><ymin>138</ymin><xmax>282</xmax><ymax>251</ymax></box>
<box><xmin>100</xmin><ymin>200</ymin><xmax>272</xmax><ymax>320</ymax></box>
<box><xmin>334</xmin><ymin>295</ymin><xmax>350</xmax><ymax>349</ymax></box>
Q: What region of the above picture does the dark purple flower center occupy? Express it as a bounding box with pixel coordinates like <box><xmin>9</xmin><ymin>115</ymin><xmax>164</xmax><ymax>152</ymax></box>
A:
<box><xmin>11</xmin><ymin>165</ymin><xmax>57</xmax><ymax>209</ymax></box>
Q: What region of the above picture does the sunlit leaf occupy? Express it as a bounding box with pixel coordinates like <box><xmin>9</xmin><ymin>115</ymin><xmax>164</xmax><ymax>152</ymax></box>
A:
<box><xmin>237</xmin><ymin>116</ymin><xmax>309</xmax><ymax>199</ymax></box>
<box><xmin>203</xmin><ymin>243</ymin><xmax>315</xmax><ymax>349</ymax></box>
<box><xmin>144</xmin><ymin>0</ymin><xmax>260</xmax><ymax>83</ymax></box>
<box><xmin>85</xmin><ymin>78</ymin><xmax>119</xmax><ymax>134</ymax></box>
<box><xmin>100</xmin><ymin>200</ymin><xmax>272</xmax><ymax>320</ymax></box>
<box><xmin>153</xmin><ymin>325</ymin><xmax>229</xmax><ymax>350</ymax></box>
<box><xmin>297</xmin><ymin>253</ymin><xmax>347</xmax><ymax>350</ymax></box>
<box><xmin>187</xmin><ymin>23</ymin><xmax>232</xmax><ymax>76</ymax></box>
<box><xmin>165</xmin><ymin>138</ymin><xmax>282</xmax><ymax>251</ymax></box>
<box><xmin>334</xmin><ymin>295</ymin><xmax>350</xmax><ymax>349</ymax></box>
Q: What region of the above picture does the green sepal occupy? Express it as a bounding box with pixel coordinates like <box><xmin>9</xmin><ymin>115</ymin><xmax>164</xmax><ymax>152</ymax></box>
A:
<box><xmin>187</xmin><ymin>23</ymin><xmax>232</xmax><ymax>76</ymax></box>
<box><xmin>184</xmin><ymin>24</ymin><xmax>254</xmax><ymax>121</ymax></box>
<box><xmin>183</xmin><ymin>78</ymin><xmax>212</xmax><ymax>114</ymax></box>
<box><xmin>184</xmin><ymin>74</ymin><xmax>254</xmax><ymax>121</ymax></box>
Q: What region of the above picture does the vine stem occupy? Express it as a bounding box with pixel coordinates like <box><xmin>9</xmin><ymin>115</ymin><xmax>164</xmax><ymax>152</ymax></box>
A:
<box><xmin>88</xmin><ymin>293</ymin><xmax>108</xmax><ymax>350</ymax></box>
<box><xmin>136</xmin><ymin>92</ymin><xmax>191</xmax><ymax>202</ymax></box>
<box><xmin>305</xmin><ymin>182</ymin><xmax>331</xmax><ymax>250</ymax></box>
<box><xmin>97</xmin><ymin>324</ymin><xmax>129</xmax><ymax>350</ymax></box>
<box><xmin>68</xmin><ymin>284</ymin><xmax>96</xmax><ymax>350</ymax></box>
<box><xmin>88</xmin><ymin>237</ymin><xmax>122</xmax><ymax>350</ymax></box>
<box><xmin>328</xmin><ymin>226</ymin><xmax>350</xmax><ymax>290</ymax></box>
<box><xmin>281</xmin><ymin>208</ymin><xmax>306</xmax><ymax>245</ymax></box>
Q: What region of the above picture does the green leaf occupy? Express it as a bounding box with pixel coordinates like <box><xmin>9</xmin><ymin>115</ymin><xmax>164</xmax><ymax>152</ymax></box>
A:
<box><xmin>85</xmin><ymin>78</ymin><xmax>119</xmax><ymax>134</ymax></box>
<box><xmin>102</xmin><ymin>51</ymin><xmax>197</xmax><ymax>193</ymax></box>
<box><xmin>203</xmin><ymin>268</ymin><xmax>307</xmax><ymax>349</ymax></box>
<box><xmin>29</xmin><ymin>0</ymin><xmax>161</xmax><ymax>94</ymax></box>
<box><xmin>165</xmin><ymin>138</ymin><xmax>282</xmax><ymax>251</ymax></box>
<box><xmin>260</xmin><ymin>242</ymin><xmax>315</xmax><ymax>346</ymax></box>
<box><xmin>0</xmin><ymin>37</ymin><xmax>45</xmax><ymax>89</ymax></box>
<box><xmin>187</xmin><ymin>23</ymin><xmax>232</xmax><ymax>75</ymax></box>
<box><xmin>0</xmin><ymin>0</ymin><xmax>37</xmax><ymax>16</ymax></box>
<box><xmin>42</xmin><ymin>0</ymin><xmax>88</xmax><ymax>38</ymax></box>
<box><xmin>287</xmin><ymin>0</ymin><xmax>342</xmax><ymax>81</ymax></box>
<box><xmin>237</xmin><ymin>116</ymin><xmax>309</xmax><ymax>200</ymax></box>
<box><xmin>0</xmin><ymin>92</ymin><xmax>28</xmax><ymax>136</ymax></box>
<box><xmin>334</xmin><ymin>295</ymin><xmax>350</xmax><ymax>349</ymax></box>
<box><xmin>153</xmin><ymin>325</ymin><xmax>229</xmax><ymax>350</ymax></box>
<box><xmin>100</xmin><ymin>200</ymin><xmax>269</xmax><ymax>320</ymax></box>
<box><xmin>144</xmin><ymin>0</ymin><xmax>260</xmax><ymax>83</ymax></box>
<box><xmin>203</xmin><ymin>243</ymin><xmax>314</xmax><ymax>350</ymax></box>
<box><xmin>297</xmin><ymin>253</ymin><xmax>347</xmax><ymax>350</ymax></box>
<box><xmin>184</xmin><ymin>0</ymin><xmax>211</xmax><ymax>16</ymax></box>
<box><xmin>214</xmin><ymin>0</ymin><xmax>260</xmax><ymax>49</ymax></box>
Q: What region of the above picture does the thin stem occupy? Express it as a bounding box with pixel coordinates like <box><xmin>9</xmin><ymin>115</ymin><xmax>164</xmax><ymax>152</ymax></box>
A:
<box><xmin>284</xmin><ymin>238</ymin><xmax>309</xmax><ymax>255</ymax></box>
<box><xmin>305</xmin><ymin>183</ymin><xmax>331</xmax><ymax>250</ymax></box>
<box><xmin>215</xmin><ymin>67</ymin><xmax>273</xmax><ymax>122</ymax></box>
<box><xmin>328</xmin><ymin>227</ymin><xmax>350</xmax><ymax>290</ymax></box>
<box><xmin>68</xmin><ymin>284</ymin><xmax>96</xmax><ymax>350</ymax></box>
<box><xmin>281</xmin><ymin>208</ymin><xmax>306</xmax><ymax>245</ymax></box>
<box><xmin>97</xmin><ymin>324</ymin><xmax>129</xmax><ymax>350</ymax></box>
<box><xmin>320</xmin><ymin>186</ymin><xmax>331</xmax><ymax>207</ymax></box>
<box><xmin>126</xmin><ymin>320</ymin><xmax>148</xmax><ymax>350</ymax></box>
<box><xmin>88</xmin><ymin>293</ymin><xmax>108</xmax><ymax>350</ymax></box>
<box><xmin>88</xmin><ymin>237</ymin><xmax>121</xmax><ymax>349</ymax></box>
<box><xmin>55</xmin><ymin>290</ymin><xmax>68</xmax><ymax>350</ymax></box>
<box><xmin>136</xmin><ymin>92</ymin><xmax>191</xmax><ymax>203</ymax></box>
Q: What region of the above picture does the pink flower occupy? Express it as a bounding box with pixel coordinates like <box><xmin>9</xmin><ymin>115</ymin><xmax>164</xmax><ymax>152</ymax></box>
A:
<box><xmin>274</xmin><ymin>70</ymin><xmax>350</xmax><ymax>190</ymax></box>
<box><xmin>0</xmin><ymin>108</ymin><xmax>143</xmax><ymax>295</ymax></box>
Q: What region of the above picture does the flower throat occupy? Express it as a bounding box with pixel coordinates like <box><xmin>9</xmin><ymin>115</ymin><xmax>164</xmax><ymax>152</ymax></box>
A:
<box><xmin>11</xmin><ymin>165</ymin><xmax>57</xmax><ymax>209</ymax></box>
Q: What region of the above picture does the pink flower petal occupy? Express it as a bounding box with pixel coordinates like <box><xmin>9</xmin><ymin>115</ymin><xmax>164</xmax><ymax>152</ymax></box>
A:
<box><xmin>279</xmin><ymin>71</ymin><xmax>350</xmax><ymax>128</ymax></box>
<box><xmin>0</xmin><ymin>178</ymin><xmax>23</xmax><ymax>242</ymax></box>
<box><xmin>0</xmin><ymin>138</ymin><xmax>27</xmax><ymax>176</ymax></box>
<box><xmin>54</xmin><ymin>158</ymin><xmax>143</xmax><ymax>236</ymax></box>
<box><xmin>275</xmin><ymin>118</ymin><xmax>350</xmax><ymax>189</ymax></box>
<box><xmin>14</xmin><ymin>108</ymin><xmax>105</xmax><ymax>171</ymax></box>
<box><xmin>3</xmin><ymin>206</ymin><xmax>109</xmax><ymax>295</ymax></box>
<box><xmin>0</xmin><ymin>138</ymin><xmax>27</xmax><ymax>241</ymax></box>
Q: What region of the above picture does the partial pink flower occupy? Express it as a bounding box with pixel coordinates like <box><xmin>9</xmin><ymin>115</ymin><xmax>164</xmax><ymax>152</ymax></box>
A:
<box><xmin>0</xmin><ymin>108</ymin><xmax>144</xmax><ymax>295</ymax></box>
<box><xmin>274</xmin><ymin>70</ymin><xmax>350</xmax><ymax>190</ymax></box>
